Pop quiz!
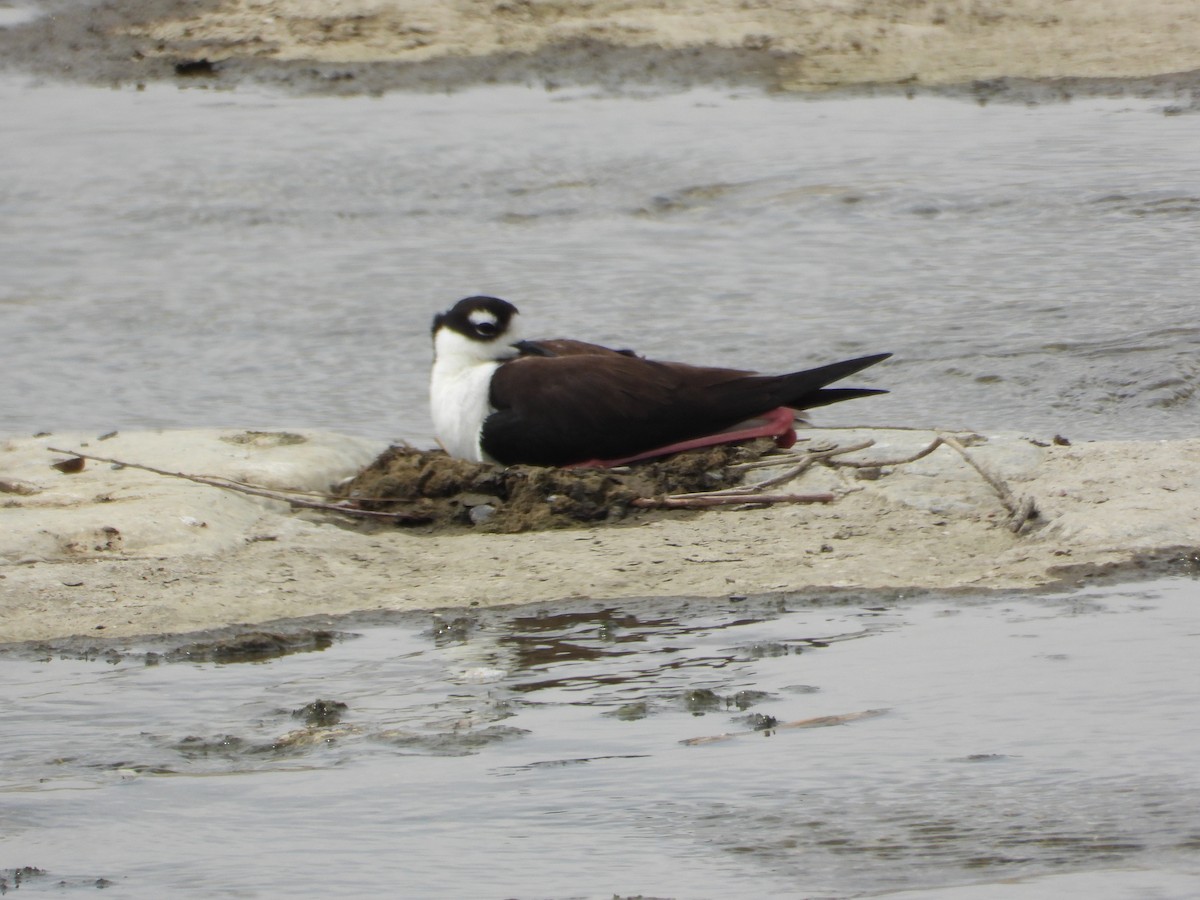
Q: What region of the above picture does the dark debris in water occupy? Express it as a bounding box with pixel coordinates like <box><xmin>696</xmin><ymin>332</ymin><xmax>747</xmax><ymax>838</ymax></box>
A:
<box><xmin>426</xmin><ymin>614</ymin><xmax>477</xmax><ymax>646</ymax></box>
<box><xmin>1</xmin><ymin>626</ymin><xmax>351</xmax><ymax>666</ymax></box>
<box><xmin>730</xmin><ymin>689</ymin><xmax>774</xmax><ymax>710</ymax></box>
<box><xmin>161</xmin><ymin>630</ymin><xmax>338</xmax><ymax>664</ymax></box>
<box><xmin>497</xmin><ymin>753</ymin><xmax>652</xmax><ymax>773</ymax></box>
<box><xmin>0</xmin><ymin>867</ymin><xmax>48</xmax><ymax>893</ymax></box>
<box><xmin>293</xmin><ymin>698</ymin><xmax>349</xmax><ymax>728</ymax></box>
<box><xmin>682</xmin><ymin>687</ymin><xmax>775</xmax><ymax>715</ymax></box>
<box><xmin>736</xmin><ymin>712</ymin><xmax>780</xmax><ymax>731</ymax></box>
<box><xmin>683</xmin><ymin>688</ymin><xmax>723</xmax><ymax>714</ymax></box>
<box><xmin>172</xmin><ymin>712</ymin><xmax>356</xmax><ymax>760</ymax></box>
<box><xmin>742</xmin><ymin>641</ymin><xmax>794</xmax><ymax>658</ymax></box>
<box><xmin>604</xmin><ymin>701</ymin><xmax>650</xmax><ymax>721</ymax></box>
<box><xmin>334</xmin><ymin>439</ymin><xmax>778</xmax><ymax>532</ymax></box>
<box><xmin>385</xmin><ymin>724</ymin><xmax>530</xmax><ymax>756</ymax></box>
<box><xmin>173</xmin><ymin>734</ymin><xmax>248</xmax><ymax>758</ymax></box>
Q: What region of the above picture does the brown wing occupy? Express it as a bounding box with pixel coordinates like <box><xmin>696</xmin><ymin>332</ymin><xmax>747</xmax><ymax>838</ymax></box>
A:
<box><xmin>483</xmin><ymin>355</ymin><xmax>776</xmax><ymax>466</ymax></box>
<box><xmin>483</xmin><ymin>352</ymin><xmax>890</xmax><ymax>466</ymax></box>
<box><xmin>514</xmin><ymin>338</ymin><xmax>640</xmax><ymax>358</ymax></box>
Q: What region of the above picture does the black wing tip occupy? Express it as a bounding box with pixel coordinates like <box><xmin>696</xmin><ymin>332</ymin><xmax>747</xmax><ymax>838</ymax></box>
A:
<box><xmin>800</xmin><ymin>351</ymin><xmax>893</xmax><ymax>383</ymax></box>
<box><xmin>777</xmin><ymin>353</ymin><xmax>892</xmax><ymax>410</ymax></box>
<box><xmin>813</xmin><ymin>352</ymin><xmax>893</xmax><ymax>372</ymax></box>
<box><xmin>817</xmin><ymin>386</ymin><xmax>889</xmax><ymax>399</ymax></box>
<box><xmin>850</xmin><ymin>352</ymin><xmax>893</xmax><ymax>366</ymax></box>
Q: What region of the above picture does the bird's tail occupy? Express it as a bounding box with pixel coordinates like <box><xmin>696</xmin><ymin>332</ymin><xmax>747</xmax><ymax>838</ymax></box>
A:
<box><xmin>773</xmin><ymin>353</ymin><xmax>892</xmax><ymax>410</ymax></box>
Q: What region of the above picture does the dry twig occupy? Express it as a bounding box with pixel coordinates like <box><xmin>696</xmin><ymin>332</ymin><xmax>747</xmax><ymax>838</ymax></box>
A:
<box><xmin>631</xmin><ymin>492</ymin><xmax>835</xmax><ymax>510</ymax></box>
<box><xmin>682</xmin><ymin>708</ymin><xmax>889</xmax><ymax>746</ymax></box>
<box><xmin>830</xmin><ymin>437</ymin><xmax>946</xmax><ymax>468</ymax></box>
<box><xmin>674</xmin><ymin>440</ymin><xmax>877</xmax><ymax>500</ymax></box>
<box><xmin>818</xmin><ymin>433</ymin><xmax>1039</xmax><ymax>533</ymax></box>
<box><xmin>937</xmin><ymin>433</ymin><xmax>1039</xmax><ymax>533</ymax></box>
<box><xmin>45</xmin><ymin>447</ymin><xmax>425</xmax><ymax>522</ymax></box>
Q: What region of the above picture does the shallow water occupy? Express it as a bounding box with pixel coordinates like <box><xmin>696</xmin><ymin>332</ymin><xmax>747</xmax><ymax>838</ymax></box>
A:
<box><xmin>2</xmin><ymin>79</ymin><xmax>1199</xmax><ymax>443</ymax></box>
<box><xmin>2</xmin><ymin>578</ymin><xmax>1199</xmax><ymax>897</ymax></box>
<box><xmin>3</xmin><ymin>74</ymin><xmax>1200</xmax><ymax>898</ymax></box>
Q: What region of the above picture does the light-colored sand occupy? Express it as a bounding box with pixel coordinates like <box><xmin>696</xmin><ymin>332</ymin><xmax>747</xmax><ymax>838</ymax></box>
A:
<box><xmin>118</xmin><ymin>0</ymin><xmax>1200</xmax><ymax>89</ymax></box>
<box><xmin>3</xmin><ymin>427</ymin><xmax>1197</xmax><ymax>643</ymax></box>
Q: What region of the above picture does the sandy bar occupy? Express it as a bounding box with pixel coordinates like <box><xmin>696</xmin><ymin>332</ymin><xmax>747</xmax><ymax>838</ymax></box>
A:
<box><xmin>3</xmin><ymin>0</ymin><xmax>1200</xmax><ymax>97</ymax></box>
<box><xmin>2</xmin><ymin>428</ymin><xmax>1198</xmax><ymax>643</ymax></box>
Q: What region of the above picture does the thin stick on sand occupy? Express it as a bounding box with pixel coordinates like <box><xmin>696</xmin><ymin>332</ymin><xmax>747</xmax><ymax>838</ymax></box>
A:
<box><xmin>46</xmin><ymin>447</ymin><xmax>426</xmax><ymax>522</ymax></box>
<box><xmin>672</xmin><ymin>440</ymin><xmax>877</xmax><ymax>499</ymax></box>
<box><xmin>702</xmin><ymin>431</ymin><xmax>1039</xmax><ymax>533</ymax></box>
<box><xmin>938</xmin><ymin>434</ymin><xmax>1039</xmax><ymax>533</ymax></box>
<box><xmin>631</xmin><ymin>492</ymin><xmax>835</xmax><ymax>510</ymax></box>
<box><xmin>824</xmin><ymin>433</ymin><xmax>1040</xmax><ymax>533</ymax></box>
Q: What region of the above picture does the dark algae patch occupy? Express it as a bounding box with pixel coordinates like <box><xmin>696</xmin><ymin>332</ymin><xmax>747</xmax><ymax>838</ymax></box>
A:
<box><xmin>160</xmin><ymin>630</ymin><xmax>337</xmax><ymax>664</ymax></box>
<box><xmin>293</xmin><ymin>698</ymin><xmax>349</xmax><ymax>727</ymax></box>
<box><xmin>3</xmin><ymin>627</ymin><xmax>348</xmax><ymax>665</ymax></box>
<box><xmin>1</xmin><ymin>868</ymin><xmax>48</xmax><ymax>893</ymax></box>
<box><xmin>335</xmin><ymin>440</ymin><xmax>778</xmax><ymax>532</ymax></box>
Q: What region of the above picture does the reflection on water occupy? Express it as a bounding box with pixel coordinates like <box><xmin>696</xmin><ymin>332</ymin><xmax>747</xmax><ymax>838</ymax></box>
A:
<box><xmin>2</xmin><ymin>80</ymin><xmax>1200</xmax><ymax>443</ymax></box>
<box><xmin>2</xmin><ymin>579</ymin><xmax>1199</xmax><ymax>897</ymax></box>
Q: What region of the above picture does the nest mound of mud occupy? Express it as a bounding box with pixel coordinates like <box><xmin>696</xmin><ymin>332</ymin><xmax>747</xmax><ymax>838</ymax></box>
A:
<box><xmin>336</xmin><ymin>440</ymin><xmax>779</xmax><ymax>532</ymax></box>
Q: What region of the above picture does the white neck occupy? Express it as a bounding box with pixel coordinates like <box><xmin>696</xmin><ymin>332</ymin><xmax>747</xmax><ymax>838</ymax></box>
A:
<box><xmin>429</xmin><ymin>327</ymin><xmax>521</xmax><ymax>462</ymax></box>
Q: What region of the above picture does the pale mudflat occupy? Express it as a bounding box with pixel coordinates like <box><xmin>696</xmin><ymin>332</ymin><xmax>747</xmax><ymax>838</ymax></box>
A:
<box><xmin>2</xmin><ymin>427</ymin><xmax>1197</xmax><ymax>642</ymax></box>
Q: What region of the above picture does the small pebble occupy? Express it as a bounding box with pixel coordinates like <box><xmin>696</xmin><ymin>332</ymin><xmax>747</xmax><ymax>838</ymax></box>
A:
<box><xmin>469</xmin><ymin>504</ymin><xmax>496</xmax><ymax>525</ymax></box>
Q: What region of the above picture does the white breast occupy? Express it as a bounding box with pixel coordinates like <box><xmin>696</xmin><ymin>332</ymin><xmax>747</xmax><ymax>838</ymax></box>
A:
<box><xmin>430</xmin><ymin>320</ymin><xmax>527</xmax><ymax>463</ymax></box>
<box><xmin>430</xmin><ymin>356</ymin><xmax>501</xmax><ymax>463</ymax></box>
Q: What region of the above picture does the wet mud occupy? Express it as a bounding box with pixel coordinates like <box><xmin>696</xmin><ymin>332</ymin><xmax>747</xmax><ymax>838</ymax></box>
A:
<box><xmin>336</xmin><ymin>439</ymin><xmax>778</xmax><ymax>532</ymax></box>
<box><xmin>157</xmin><ymin>629</ymin><xmax>339</xmax><ymax>664</ymax></box>
<box><xmin>0</xmin><ymin>10</ymin><xmax>782</xmax><ymax>97</ymax></box>
<box><xmin>172</xmin><ymin>696</ymin><xmax>358</xmax><ymax>759</ymax></box>
<box><xmin>12</xmin><ymin>624</ymin><xmax>350</xmax><ymax>666</ymax></box>
<box><xmin>4</xmin><ymin>0</ymin><xmax>1200</xmax><ymax>104</ymax></box>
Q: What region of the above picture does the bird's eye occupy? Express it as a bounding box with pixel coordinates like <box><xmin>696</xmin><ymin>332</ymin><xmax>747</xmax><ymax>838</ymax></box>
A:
<box><xmin>476</xmin><ymin>321</ymin><xmax>499</xmax><ymax>337</ymax></box>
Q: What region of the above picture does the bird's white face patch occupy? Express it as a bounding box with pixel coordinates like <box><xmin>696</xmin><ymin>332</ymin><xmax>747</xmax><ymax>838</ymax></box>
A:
<box><xmin>468</xmin><ymin>309</ymin><xmax>499</xmax><ymax>333</ymax></box>
<box><xmin>433</xmin><ymin>313</ymin><xmax>524</xmax><ymax>367</ymax></box>
<box><xmin>430</xmin><ymin>310</ymin><xmax>525</xmax><ymax>461</ymax></box>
